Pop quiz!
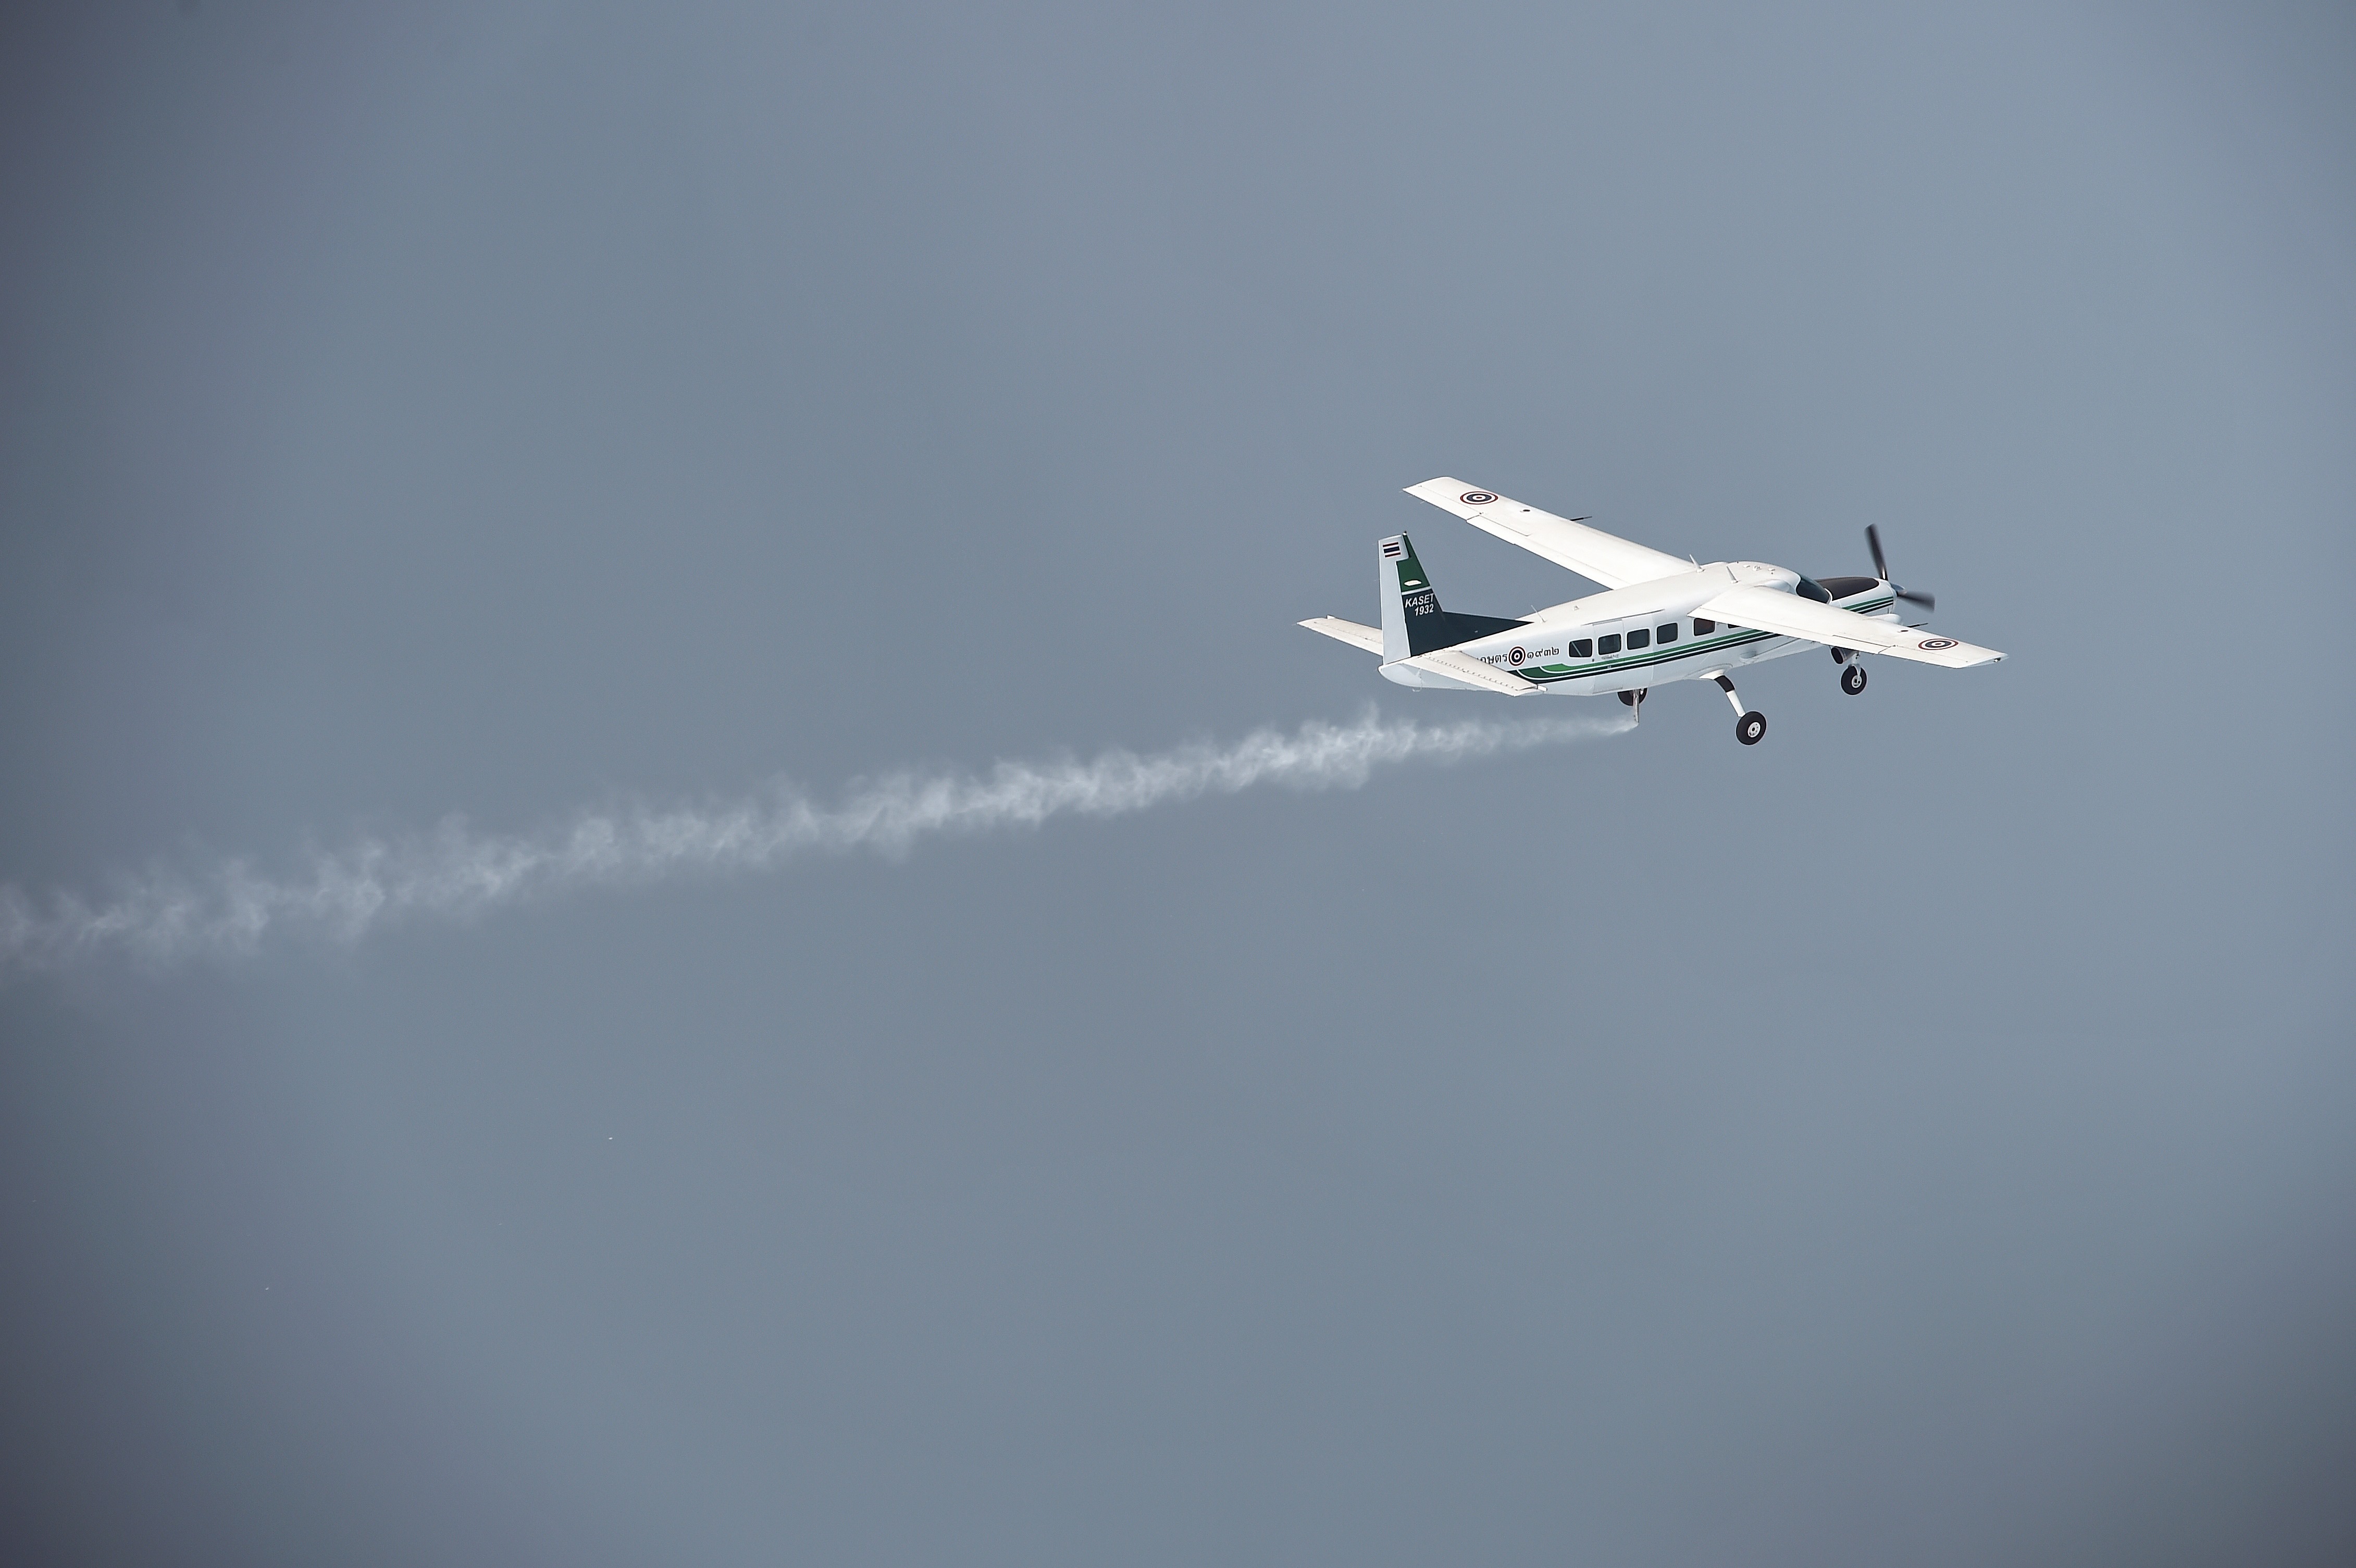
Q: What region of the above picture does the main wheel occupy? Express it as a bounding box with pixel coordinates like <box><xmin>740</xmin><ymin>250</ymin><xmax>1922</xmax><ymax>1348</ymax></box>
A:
<box><xmin>1736</xmin><ymin>710</ymin><xmax>1767</xmax><ymax>745</ymax></box>
<box><xmin>1840</xmin><ymin>663</ymin><xmax>1867</xmax><ymax>695</ymax></box>
<box><xmin>1617</xmin><ymin>687</ymin><xmax>1648</xmax><ymax>707</ymax></box>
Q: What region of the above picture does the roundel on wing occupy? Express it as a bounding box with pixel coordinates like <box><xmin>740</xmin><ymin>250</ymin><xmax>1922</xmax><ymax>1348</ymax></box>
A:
<box><xmin>1460</xmin><ymin>491</ymin><xmax>1498</xmax><ymax>505</ymax></box>
<box><xmin>1918</xmin><ymin>637</ymin><xmax>1958</xmax><ymax>651</ymax></box>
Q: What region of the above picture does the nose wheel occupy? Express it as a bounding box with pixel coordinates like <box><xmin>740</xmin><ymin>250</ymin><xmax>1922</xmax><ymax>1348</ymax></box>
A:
<box><xmin>1840</xmin><ymin>663</ymin><xmax>1867</xmax><ymax>695</ymax></box>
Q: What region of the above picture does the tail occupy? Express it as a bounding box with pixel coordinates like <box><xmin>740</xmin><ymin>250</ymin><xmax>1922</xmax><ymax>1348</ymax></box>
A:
<box><xmin>1377</xmin><ymin>534</ymin><xmax>1527</xmax><ymax>661</ymax></box>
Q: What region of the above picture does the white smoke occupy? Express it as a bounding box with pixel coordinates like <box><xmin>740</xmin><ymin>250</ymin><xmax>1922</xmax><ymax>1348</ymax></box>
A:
<box><xmin>0</xmin><ymin>707</ymin><xmax>1629</xmax><ymax>974</ymax></box>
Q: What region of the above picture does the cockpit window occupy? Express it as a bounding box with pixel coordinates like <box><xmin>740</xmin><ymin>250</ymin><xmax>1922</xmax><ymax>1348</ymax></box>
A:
<box><xmin>1795</xmin><ymin>577</ymin><xmax>1833</xmax><ymax>604</ymax></box>
<box><xmin>1817</xmin><ymin>576</ymin><xmax>1878</xmax><ymax>599</ymax></box>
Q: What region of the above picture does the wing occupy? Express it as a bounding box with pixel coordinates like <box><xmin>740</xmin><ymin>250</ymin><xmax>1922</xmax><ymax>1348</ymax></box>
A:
<box><xmin>1297</xmin><ymin>616</ymin><xmax>1384</xmax><ymax>655</ymax></box>
<box><xmin>1405</xmin><ymin>478</ymin><xmax>1692</xmax><ymax>589</ymax></box>
<box><xmin>1397</xmin><ymin>648</ymin><xmax>1543</xmax><ymax>695</ymax></box>
<box><xmin>1692</xmin><ymin>584</ymin><xmax>2004</xmax><ymax>668</ymax></box>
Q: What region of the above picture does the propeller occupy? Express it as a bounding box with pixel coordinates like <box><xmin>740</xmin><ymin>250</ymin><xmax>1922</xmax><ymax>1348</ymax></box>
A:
<box><xmin>1865</xmin><ymin>525</ymin><xmax>1936</xmax><ymax>613</ymax></box>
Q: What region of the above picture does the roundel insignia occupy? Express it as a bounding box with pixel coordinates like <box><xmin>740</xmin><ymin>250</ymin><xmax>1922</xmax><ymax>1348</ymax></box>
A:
<box><xmin>1918</xmin><ymin>637</ymin><xmax>1958</xmax><ymax>651</ymax></box>
<box><xmin>1508</xmin><ymin>646</ymin><xmax>1526</xmax><ymax>665</ymax></box>
<box><xmin>1460</xmin><ymin>491</ymin><xmax>1498</xmax><ymax>505</ymax></box>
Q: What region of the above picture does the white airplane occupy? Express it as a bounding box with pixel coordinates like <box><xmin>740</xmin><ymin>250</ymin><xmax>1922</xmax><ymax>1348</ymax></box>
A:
<box><xmin>1300</xmin><ymin>478</ymin><xmax>2003</xmax><ymax>745</ymax></box>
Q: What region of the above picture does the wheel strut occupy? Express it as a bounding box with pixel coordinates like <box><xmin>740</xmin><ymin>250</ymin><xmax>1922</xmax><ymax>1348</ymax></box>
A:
<box><xmin>1713</xmin><ymin>675</ymin><xmax>1766</xmax><ymax>746</ymax></box>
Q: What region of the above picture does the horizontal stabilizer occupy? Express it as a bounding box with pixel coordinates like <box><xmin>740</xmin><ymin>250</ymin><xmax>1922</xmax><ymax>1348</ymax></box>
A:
<box><xmin>1396</xmin><ymin>647</ymin><xmax>1543</xmax><ymax>695</ymax></box>
<box><xmin>1692</xmin><ymin>584</ymin><xmax>2004</xmax><ymax>668</ymax></box>
<box><xmin>1298</xmin><ymin>616</ymin><xmax>1385</xmax><ymax>655</ymax></box>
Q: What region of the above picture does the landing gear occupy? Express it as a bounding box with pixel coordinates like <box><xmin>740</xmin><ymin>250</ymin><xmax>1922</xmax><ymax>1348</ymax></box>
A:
<box><xmin>1617</xmin><ymin>687</ymin><xmax>1647</xmax><ymax>724</ymax></box>
<box><xmin>1840</xmin><ymin>663</ymin><xmax>1867</xmax><ymax>696</ymax></box>
<box><xmin>1709</xmin><ymin>674</ymin><xmax>1766</xmax><ymax>746</ymax></box>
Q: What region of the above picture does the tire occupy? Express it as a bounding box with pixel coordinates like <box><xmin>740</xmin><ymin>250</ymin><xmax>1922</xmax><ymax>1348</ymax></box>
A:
<box><xmin>1840</xmin><ymin>664</ymin><xmax>1867</xmax><ymax>695</ymax></box>
<box><xmin>1736</xmin><ymin>711</ymin><xmax>1767</xmax><ymax>745</ymax></box>
<box><xmin>1617</xmin><ymin>687</ymin><xmax>1648</xmax><ymax>707</ymax></box>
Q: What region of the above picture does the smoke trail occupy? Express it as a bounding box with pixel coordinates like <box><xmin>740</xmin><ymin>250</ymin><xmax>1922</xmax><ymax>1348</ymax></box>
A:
<box><xmin>0</xmin><ymin>707</ymin><xmax>1628</xmax><ymax>974</ymax></box>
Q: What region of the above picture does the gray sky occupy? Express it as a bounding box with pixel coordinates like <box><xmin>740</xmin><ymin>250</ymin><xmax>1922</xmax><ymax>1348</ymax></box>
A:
<box><xmin>2</xmin><ymin>2</ymin><xmax>2351</xmax><ymax>1563</ymax></box>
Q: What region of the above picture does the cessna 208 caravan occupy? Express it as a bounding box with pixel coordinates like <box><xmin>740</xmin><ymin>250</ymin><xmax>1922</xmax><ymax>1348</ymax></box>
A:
<box><xmin>1300</xmin><ymin>478</ymin><xmax>2003</xmax><ymax>745</ymax></box>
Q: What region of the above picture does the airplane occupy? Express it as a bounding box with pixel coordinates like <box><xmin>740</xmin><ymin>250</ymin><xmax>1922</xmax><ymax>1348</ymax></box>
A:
<box><xmin>1299</xmin><ymin>478</ymin><xmax>2003</xmax><ymax>745</ymax></box>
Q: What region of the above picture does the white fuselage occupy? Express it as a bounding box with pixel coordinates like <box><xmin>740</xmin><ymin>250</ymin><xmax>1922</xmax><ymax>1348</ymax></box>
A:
<box><xmin>1378</xmin><ymin>561</ymin><xmax>1906</xmax><ymax>694</ymax></box>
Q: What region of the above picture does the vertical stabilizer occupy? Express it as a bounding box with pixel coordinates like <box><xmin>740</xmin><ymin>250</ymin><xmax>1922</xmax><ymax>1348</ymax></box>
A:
<box><xmin>1377</xmin><ymin>533</ymin><xmax>1527</xmax><ymax>661</ymax></box>
<box><xmin>1376</xmin><ymin>534</ymin><xmax>1433</xmax><ymax>662</ymax></box>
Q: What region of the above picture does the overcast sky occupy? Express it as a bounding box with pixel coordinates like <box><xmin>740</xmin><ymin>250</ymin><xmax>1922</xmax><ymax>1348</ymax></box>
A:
<box><xmin>3</xmin><ymin>3</ymin><xmax>2352</xmax><ymax>1564</ymax></box>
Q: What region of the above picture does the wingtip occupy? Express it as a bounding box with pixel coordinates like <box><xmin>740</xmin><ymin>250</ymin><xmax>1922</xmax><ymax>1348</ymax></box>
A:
<box><xmin>1404</xmin><ymin>478</ymin><xmax>1487</xmax><ymax>515</ymax></box>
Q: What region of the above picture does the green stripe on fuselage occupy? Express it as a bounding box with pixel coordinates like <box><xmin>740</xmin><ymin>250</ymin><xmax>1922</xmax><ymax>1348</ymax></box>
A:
<box><xmin>1501</xmin><ymin>596</ymin><xmax>1896</xmax><ymax>685</ymax></box>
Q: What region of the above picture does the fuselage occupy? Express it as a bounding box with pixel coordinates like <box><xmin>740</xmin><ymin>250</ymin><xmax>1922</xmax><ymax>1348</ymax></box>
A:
<box><xmin>1378</xmin><ymin>561</ymin><xmax>1904</xmax><ymax>694</ymax></box>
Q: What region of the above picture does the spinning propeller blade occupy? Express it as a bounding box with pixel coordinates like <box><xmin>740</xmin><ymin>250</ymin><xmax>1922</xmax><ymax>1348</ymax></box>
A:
<box><xmin>1866</xmin><ymin>525</ymin><xmax>1934</xmax><ymax>614</ymax></box>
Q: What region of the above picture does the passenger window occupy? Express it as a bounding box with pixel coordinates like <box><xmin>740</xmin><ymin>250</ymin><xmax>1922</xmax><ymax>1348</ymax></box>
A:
<box><xmin>1627</xmin><ymin>628</ymin><xmax>1651</xmax><ymax>650</ymax></box>
<box><xmin>1694</xmin><ymin>618</ymin><xmax>1715</xmax><ymax>634</ymax></box>
<box><xmin>1656</xmin><ymin>623</ymin><xmax>1677</xmax><ymax>643</ymax></box>
<box><xmin>1597</xmin><ymin>633</ymin><xmax>1621</xmax><ymax>656</ymax></box>
<box><xmin>1568</xmin><ymin>638</ymin><xmax>1593</xmax><ymax>658</ymax></box>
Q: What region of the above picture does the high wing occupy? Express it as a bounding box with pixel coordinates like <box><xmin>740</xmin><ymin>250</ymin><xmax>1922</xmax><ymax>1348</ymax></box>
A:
<box><xmin>1397</xmin><ymin>648</ymin><xmax>1542</xmax><ymax>695</ymax></box>
<box><xmin>1297</xmin><ymin>616</ymin><xmax>1384</xmax><ymax>654</ymax></box>
<box><xmin>1405</xmin><ymin>478</ymin><xmax>1692</xmax><ymax>589</ymax></box>
<box><xmin>1692</xmin><ymin>584</ymin><xmax>2004</xmax><ymax>668</ymax></box>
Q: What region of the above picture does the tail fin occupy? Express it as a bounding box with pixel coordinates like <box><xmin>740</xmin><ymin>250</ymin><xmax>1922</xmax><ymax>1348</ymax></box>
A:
<box><xmin>1377</xmin><ymin>534</ymin><xmax>1527</xmax><ymax>661</ymax></box>
<box><xmin>1377</xmin><ymin>534</ymin><xmax>1433</xmax><ymax>662</ymax></box>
